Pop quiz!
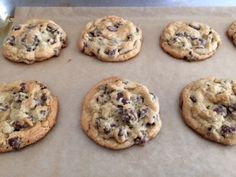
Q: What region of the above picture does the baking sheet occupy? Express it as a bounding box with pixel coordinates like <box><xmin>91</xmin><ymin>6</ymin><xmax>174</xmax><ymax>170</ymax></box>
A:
<box><xmin>0</xmin><ymin>7</ymin><xmax>236</xmax><ymax>177</ymax></box>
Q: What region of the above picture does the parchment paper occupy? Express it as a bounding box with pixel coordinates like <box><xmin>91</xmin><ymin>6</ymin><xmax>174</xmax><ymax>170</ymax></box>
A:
<box><xmin>0</xmin><ymin>7</ymin><xmax>236</xmax><ymax>177</ymax></box>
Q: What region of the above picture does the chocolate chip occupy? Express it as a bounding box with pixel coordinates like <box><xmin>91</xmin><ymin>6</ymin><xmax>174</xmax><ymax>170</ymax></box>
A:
<box><xmin>107</xmin><ymin>26</ymin><xmax>118</xmax><ymax>32</ymax></box>
<box><xmin>150</xmin><ymin>93</ymin><xmax>157</xmax><ymax>101</ymax></box>
<box><xmin>27</xmin><ymin>24</ymin><xmax>36</xmax><ymax>29</ymax></box>
<box><xmin>95</xmin><ymin>118</ymin><xmax>101</xmax><ymax>129</ymax></box>
<box><xmin>134</xmin><ymin>133</ymin><xmax>147</xmax><ymax>145</ymax></box>
<box><xmin>120</xmin><ymin>109</ymin><xmax>137</xmax><ymax>124</ymax></box>
<box><xmin>46</xmin><ymin>24</ymin><xmax>57</xmax><ymax>33</ymax></box>
<box><xmin>12</xmin><ymin>25</ymin><xmax>21</xmax><ymax>31</ymax></box>
<box><xmin>14</xmin><ymin>121</ymin><xmax>29</xmax><ymax>131</ymax></box>
<box><xmin>104</xmin><ymin>49</ymin><xmax>116</xmax><ymax>56</ymax></box>
<box><xmin>136</xmin><ymin>96</ymin><xmax>144</xmax><ymax>103</ymax></box>
<box><xmin>138</xmin><ymin>108</ymin><xmax>148</xmax><ymax>119</ymax></box>
<box><xmin>229</xmin><ymin>104</ymin><xmax>236</xmax><ymax>113</ymax></box>
<box><xmin>40</xmin><ymin>94</ymin><xmax>47</xmax><ymax>105</ymax></box>
<box><xmin>39</xmin><ymin>83</ymin><xmax>47</xmax><ymax>90</ymax></box>
<box><xmin>136</xmin><ymin>27</ymin><xmax>139</xmax><ymax>33</ymax></box>
<box><xmin>213</xmin><ymin>105</ymin><xmax>227</xmax><ymax>117</ymax></box>
<box><xmin>117</xmin><ymin>92</ymin><xmax>124</xmax><ymax>101</ymax></box>
<box><xmin>121</xmin><ymin>98</ymin><xmax>128</xmax><ymax>105</ymax></box>
<box><xmin>7</xmin><ymin>36</ymin><xmax>16</xmax><ymax>46</ymax></box>
<box><xmin>189</xmin><ymin>23</ymin><xmax>201</xmax><ymax>30</ymax></box>
<box><xmin>127</xmin><ymin>34</ymin><xmax>133</xmax><ymax>40</ymax></box>
<box><xmin>19</xmin><ymin>83</ymin><xmax>26</xmax><ymax>92</ymax></box>
<box><xmin>26</xmin><ymin>47</ymin><xmax>32</xmax><ymax>52</ymax></box>
<box><xmin>103</xmin><ymin>127</ymin><xmax>111</xmax><ymax>134</ymax></box>
<box><xmin>21</xmin><ymin>35</ymin><xmax>27</xmax><ymax>43</ymax></box>
<box><xmin>89</xmin><ymin>32</ymin><xmax>95</xmax><ymax>37</ymax></box>
<box><xmin>221</xmin><ymin>125</ymin><xmax>236</xmax><ymax>137</ymax></box>
<box><xmin>118</xmin><ymin>128</ymin><xmax>124</xmax><ymax>136</ymax></box>
<box><xmin>39</xmin><ymin>110</ymin><xmax>46</xmax><ymax>117</ymax></box>
<box><xmin>208</xmin><ymin>126</ymin><xmax>212</xmax><ymax>132</ymax></box>
<box><xmin>8</xmin><ymin>137</ymin><xmax>21</xmax><ymax>150</ymax></box>
<box><xmin>190</xmin><ymin>95</ymin><xmax>197</xmax><ymax>103</ymax></box>
<box><xmin>146</xmin><ymin>122</ymin><xmax>156</xmax><ymax>126</ymax></box>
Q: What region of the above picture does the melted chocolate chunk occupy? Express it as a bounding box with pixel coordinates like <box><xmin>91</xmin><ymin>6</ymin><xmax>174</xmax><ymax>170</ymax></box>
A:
<box><xmin>7</xmin><ymin>36</ymin><xmax>16</xmax><ymax>46</ymax></box>
<box><xmin>104</xmin><ymin>49</ymin><xmax>116</xmax><ymax>56</ymax></box>
<box><xmin>117</xmin><ymin>92</ymin><xmax>124</xmax><ymax>100</ymax></box>
<box><xmin>14</xmin><ymin>121</ymin><xmax>29</xmax><ymax>131</ymax></box>
<box><xmin>46</xmin><ymin>24</ymin><xmax>57</xmax><ymax>33</ymax></box>
<box><xmin>19</xmin><ymin>83</ymin><xmax>26</xmax><ymax>93</ymax></box>
<box><xmin>121</xmin><ymin>98</ymin><xmax>128</xmax><ymax>105</ymax></box>
<box><xmin>120</xmin><ymin>109</ymin><xmax>137</xmax><ymax>124</ymax></box>
<box><xmin>134</xmin><ymin>135</ymin><xmax>146</xmax><ymax>145</ymax></box>
<box><xmin>190</xmin><ymin>95</ymin><xmax>197</xmax><ymax>103</ymax></box>
<box><xmin>8</xmin><ymin>137</ymin><xmax>21</xmax><ymax>150</ymax></box>
<box><xmin>213</xmin><ymin>105</ymin><xmax>227</xmax><ymax>117</ymax></box>
<box><xmin>95</xmin><ymin>117</ymin><xmax>101</xmax><ymax>129</ymax></box>
<box><xmin>221</xmin><ymin>125</ymin><xmax>236</xmax><ymax>137</ymax></box>
<box><xmin>40</xmin><ymin>93</ymin><xmax>47</xmax><ymax>105</ymax></box>
<box><xmin>136</xmin><ymin>27</ymin><xmax>139</xmax><ymax>33</ymax></box>
<box><xmin>12</xmin><ymin>25</ymin><xmax>21</xmax><ymax>31</ymax></box>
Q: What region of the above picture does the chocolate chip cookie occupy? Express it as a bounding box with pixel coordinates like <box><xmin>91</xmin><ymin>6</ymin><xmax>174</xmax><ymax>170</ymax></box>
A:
<box><xmin>227</xmin><ymin>21</ymin><xmax>236</xmax><ymax>46</ymax></box>
<box><xmin>2</xmin><ymin>19</ymin><xmax>67</xmax><ymax>64</ymax></box>
<box><xmin>79</xmin><ymin>16</ymin><xmax>142</xmax><ymax>62</ymax></box>
<box><xmin>160</xmin><ymin>21</ymin><xmax>221</xmax><ymax>61</ymax></box>
<box><xmin>181</xmin><ymin>77</ymin><xmax>236</xmax><ymax>145</ymax></box>
<box><xmin>0</xmin><ymin>81</ymin><xmax>58</xmax><ymax>152</ymax></box>
<box><xmin>80</xmin><ymin>77</ymin><xmax>161</xmax><ymax>149</ymax></box>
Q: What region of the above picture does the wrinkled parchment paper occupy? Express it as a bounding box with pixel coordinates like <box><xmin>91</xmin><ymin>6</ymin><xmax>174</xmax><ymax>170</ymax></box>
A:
<box><xmin>0</xmin><ymin>7</ymin><xmax>236</xmax><ymax>177</ymax></box>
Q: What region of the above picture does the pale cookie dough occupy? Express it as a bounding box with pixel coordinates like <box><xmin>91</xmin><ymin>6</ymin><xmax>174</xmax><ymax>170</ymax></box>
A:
<box><xmin>160</xmin><ymin>21</ymin><xmax>221</xmax><ymax>61</ymax></box>
<box><xmin>0</xmin><ymin>81</ymin><xmax>58</xmax><ymax>152</ymax></box>
<box><xmin>80</xmin><ymin>77</ymin><xmax>161</xmax><ymax>150</ymax></box>
<box><xmin>181</xmin><ymin>77</ymin><xmax>236</xmax><ymax>145</ymax></box>
<box><xmin>227</xmin><ymin>21</ymin><xmax>236</xmax><ymax>46</ymax></box>
<box><xmin>79</xmin><ymin>16</ymin><xmax>142</xmax><ymax>62</ymax></box>
<box><xmin>2</xmin><ymin>19</ymin><xmax>67</xmax><ymax>64</ymax></box>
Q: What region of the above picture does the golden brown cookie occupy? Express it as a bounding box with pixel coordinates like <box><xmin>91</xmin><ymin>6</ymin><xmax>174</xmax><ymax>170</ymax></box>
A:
<box><xmin>160</xmin><ymin>21</ymin><xmax>221</xmax><ymax>61</ymax></box>
<box><xmin>80</xmin><ymin>77</ymin><xmax>161</xmax><ymax>150</ymax></box>
<box><xmin>2</xmin><ymin>19</ymin><xmax>67</xmax><ymax>64</ymax></box>
<box><xmin>181</xmin><ymin>77</ymin><xmax>236</xmax><ymax>145</ymax></box>
<box><xmin>0</xmin><ymin>81</ymin><xmax>58</xmax><ymax>152</ymax></box>
<box><xmin>79</xmin><ymin>16</ymin><xmax>142</xmax><ymax>62</ymax></box>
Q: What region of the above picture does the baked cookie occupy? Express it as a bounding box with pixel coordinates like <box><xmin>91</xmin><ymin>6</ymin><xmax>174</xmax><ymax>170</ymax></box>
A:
<box><xmin>80</xmin><ymin>77</ymin><xmax>161</xmax><ymax>150</ymax></box>
<box><xmin>181</xmin><ymin>77</ymin><xmax>236</xmax><ymax>145</ymax></box>
<box><xmin>160</xmin><ymin>21</ymin><xmax>221</xmax><ymax>61</ymax></box>
<box><xmin>0</xmin><ymin>81</ymin><xmax>58</xmax><ymax>152</ymax></box>
<box><xmin>79</xmin><ymin>16</ymin><xmax>142</xmax><ymax>62</ymax></box>
<box><xmin>2</xmin><ymin>19</ymin><xmax>67</xmax><ymax>64</ymax></box>
<box><xmin>227</xmin><ymin>21</ymin><xmax>236</xmax><ymax>46</ymax></box>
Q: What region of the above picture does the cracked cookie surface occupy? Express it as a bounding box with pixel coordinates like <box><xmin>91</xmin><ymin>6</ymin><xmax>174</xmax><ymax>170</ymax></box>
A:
<box><xmin>80</xmin><ymin>77</ymin><xmax>161</xmax><ymax>149</ymax></box>
<box><xmin>160</xmin><ymin>21</ymin><xmax>221</xmax><ymax>61</ymax></box>
<box><xmin>181</xmin><ymin>77</ymin><xmax>236</xmax><ymax>145</ymax></box>
<box><xmin>79</xmin><ymin>16</ymin><xmax>142</xmax><ymax>62</ymax></box>
<box><xmin>2</xmin><ymin>19</ymin><xmax>67</xmax><ymax>64</ymax></box>
<box><xmin>0</xmin><ymin>81</ymin><xmax>58</xmax><ymax>152</ymax></box>
<box><xmin>227</xmin><ymin>21</ymin><xmax>236</xmax><ymax>46</ymax></box>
